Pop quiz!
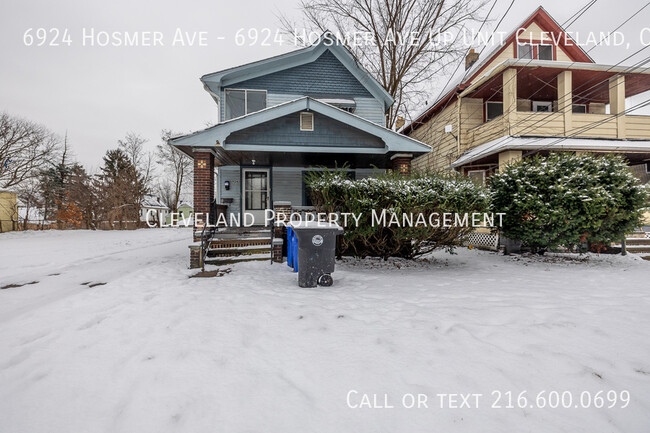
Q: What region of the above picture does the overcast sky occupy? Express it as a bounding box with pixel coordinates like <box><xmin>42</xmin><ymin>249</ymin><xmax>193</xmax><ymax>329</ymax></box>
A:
<box><xmin>1</xmin><ymin>0</ymin><xmax>649</xmax><ymax>170</ymax></box>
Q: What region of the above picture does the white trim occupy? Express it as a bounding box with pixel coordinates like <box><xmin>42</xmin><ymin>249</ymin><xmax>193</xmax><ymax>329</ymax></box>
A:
<box><xmin>242</xmin><ymin>167</ymin><xmax>271</xmax><ymax>225</ymax></box>
<box><xmin>390</xmin><ymin>153</ymin><xmax>413</xmax><ymax>160</ymax></box>
<box><xmin>533</xmin><ymin>101</ymin><xmax>553</xmax><ymax>112</ymax></box>
<box><xmin>224</xmin><ymin>88</ymin><xmax>268</xmax><ymax>120</ymax></box>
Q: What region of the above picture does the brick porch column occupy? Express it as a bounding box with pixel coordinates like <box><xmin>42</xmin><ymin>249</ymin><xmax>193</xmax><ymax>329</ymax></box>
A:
<box><xmin>193</xmin><ymin>149</ymin><xmax>215</xmax><ymax>241</ymax></box>
<box><xmin>272</xmin><ymin>201</ymin><xmax>291</xmax><ymax>263</ymax></box>
<box><xmin>390</xmin><ymin>153</ymin><xmax>413</xmax><ymax>175</ymax></box>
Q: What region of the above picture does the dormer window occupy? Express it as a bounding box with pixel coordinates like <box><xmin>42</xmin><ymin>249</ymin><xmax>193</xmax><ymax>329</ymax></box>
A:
<box><xmin>517</xmin><ymin>44</ymin><xmax>533</xmax><ymax>59</ymax></box>
<box><xmin>225</xmin><ymin>89</ymin><xmax>267</xmax><ymax>120</ymax></box>
<box><xmin>517</xmin><ymin>43</ymin><xmax>554</xmax><ymax>61</ymax></box>
<box><xmin>538</xmin><ymin>44</ymin><xmax>553</xmax><ymax>60</ymax></box>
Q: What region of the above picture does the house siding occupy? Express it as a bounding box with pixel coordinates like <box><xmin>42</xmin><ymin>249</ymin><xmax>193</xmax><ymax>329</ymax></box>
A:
<box><xmin>232</xmin><ymin>50</ymin><xmax>372</xmax><ymax>97</ymax></box>
<box><xmin>217</xmin><ymin>166</ymin><xmax>241</xmax><ymax>218</ymax></box>
<box><xmin>218</xmin><ymin>166</ymin><xmax>386</xmax><ymax>219</ymax></box>
<box><xmin>227</xmin><ymin>112</ymin><xmax>384</xmax><ymax>148</ymax></box>
<box><xmin>219</xmin><ymin>50</ymin><xmax>385</xmax><ymax>124</ymax></box>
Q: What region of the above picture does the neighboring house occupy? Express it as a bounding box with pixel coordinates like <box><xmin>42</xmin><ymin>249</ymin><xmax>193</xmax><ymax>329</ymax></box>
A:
<box><xmin>402</xmin><ymin>6</ymin><xmax>650</xmax><ymax>181</ymax></box>
<box><xmin>169</xmin><ymin>32</ymin><xmax>431</xmax><ymax>227</ymax></box>
<box><xmin>166</xmin><ymin>201</ymin><xmax>193</xmax><ymax>226</ymax></box>
<box><xmin>140</xmin><ymin>195</ymin><xmax>169</xmax><ymax>225</ymax></box>
<box><xmin>0</xmin><ymin>190</ymin><xmax>18</xmax><ymax>233</ymax></box>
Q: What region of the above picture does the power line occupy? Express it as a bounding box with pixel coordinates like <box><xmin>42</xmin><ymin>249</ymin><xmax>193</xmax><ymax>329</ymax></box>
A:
<box><xmin>409</xmin><ymin>0</ymin><xmax>599</xmax><ymax>161</ymax></box>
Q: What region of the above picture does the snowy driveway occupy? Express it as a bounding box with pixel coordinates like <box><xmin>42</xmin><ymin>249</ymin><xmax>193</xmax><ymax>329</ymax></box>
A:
<box><xmin>1</xmin><ymin>229</ymin><xmax>649</xmax><ymax>433</ymax></box>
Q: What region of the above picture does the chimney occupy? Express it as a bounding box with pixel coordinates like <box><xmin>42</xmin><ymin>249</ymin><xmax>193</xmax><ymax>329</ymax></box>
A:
<box><xmin>465</xmin><ymin>49</ymin><xmax>479</xmax><ymax>70</ymax></box>
<box><xmin>395</xmin><ymin>116</ymin><xmax>406</xmax><ymax>130</ymax></box>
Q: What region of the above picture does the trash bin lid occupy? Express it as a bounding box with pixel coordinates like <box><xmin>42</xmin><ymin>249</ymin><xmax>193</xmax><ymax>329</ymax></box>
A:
<box><xmin>289</xmin><ymin>221</ymin><xmax>343</xmax><ymax>232</ymax></box>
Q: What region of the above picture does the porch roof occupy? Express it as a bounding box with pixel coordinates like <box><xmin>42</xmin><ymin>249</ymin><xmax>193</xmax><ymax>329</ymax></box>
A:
<box><xmin>451</xmin><ymin>136</ymin><xmax>650</xmax><ymax>168</ymax></box>
<box><xmin>169</xmin><ymin>97</ymin><xmax>431</xmax><ymax>158</ymax></box>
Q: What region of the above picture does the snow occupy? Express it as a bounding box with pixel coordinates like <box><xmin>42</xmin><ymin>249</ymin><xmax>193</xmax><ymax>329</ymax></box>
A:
<box><xmin>1</xmin><ymin>229</ymin><xmax>650</xmax><ymax>433</ymax></box>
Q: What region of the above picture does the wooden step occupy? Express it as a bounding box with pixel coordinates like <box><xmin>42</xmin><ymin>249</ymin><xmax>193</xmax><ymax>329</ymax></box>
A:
<box><xmin>623</xmin><ymin>238</ymin><xmax>650</xmax><ymax>246</ymax></box>
<box><xmin>210</xmin><ymin>238</ymin><xmax>271</xmax><ymax>249</ymax></box>
<box><xmin>207</xmin><ymin>245</ymin><xmax>271</xmax><ymax>257</ymax></box>
<box><xmin>204</xmin><ymin>253</ymin><xmax>270</xmax><ymax>265</ymax></box>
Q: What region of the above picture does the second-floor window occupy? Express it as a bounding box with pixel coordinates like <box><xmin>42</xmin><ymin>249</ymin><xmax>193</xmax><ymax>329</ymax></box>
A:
<box><xmin>225</xmin><ymin>89</ymin><xmax>267</xmax><ymax>119</ymax></box>
<box><xmin>517</xmin><ymin>43</ymin><xmax>554</xmax><ymax>61</ymax></box>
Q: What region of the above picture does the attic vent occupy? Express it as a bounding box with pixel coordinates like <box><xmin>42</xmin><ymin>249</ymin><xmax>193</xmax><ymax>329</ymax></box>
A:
<box><xmin>300</xmin><ymin>112</ymin><xmax>314</xmax><ymax>131</ymax></box>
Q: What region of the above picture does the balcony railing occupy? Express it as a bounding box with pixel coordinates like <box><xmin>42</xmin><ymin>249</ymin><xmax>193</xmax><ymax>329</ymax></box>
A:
<box><xmin>463</xmin><ymin>111</ymin><xmax>650</xmax><ymax>148</ymax></box>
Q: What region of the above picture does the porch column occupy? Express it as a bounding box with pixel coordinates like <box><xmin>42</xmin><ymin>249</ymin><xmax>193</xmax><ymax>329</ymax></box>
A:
<box><xmin>502</xmin><ymin>68</ymin><xmax>517</xmax><ymax>124</ymax></box>
<box><xmin>391</xmin><ymin>153</ymin><xmax>413</xmax><ymax>175</ymax></box>
<box><xmin>558</xmin><ymin>70</ymin><xmax>572</xmax><ymax>135</ymax></box>
<box><xmin>609</xmin><ymin>75</ymin><xmax>626</xmax><ymax>138</ymax></box>
<box><xmin>193</xmin><ymin>149</ymin><xmax>215</xmax><ymax>238</ymax></box>
<box><xmin>498</xmin><ymin>150</ymin><xmax>522</xmax><ymax>172</ymax></box>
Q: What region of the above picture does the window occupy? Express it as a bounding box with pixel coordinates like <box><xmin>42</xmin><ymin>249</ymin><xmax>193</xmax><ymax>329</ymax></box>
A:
<box><xmin>467</xmin><ymin>170</ymin><xmax>486</xmax><ymax>185</ymax></box>
<box><xmin>538</xmin><ymin>44</ymin><xmax>553</xmax><ymax>60</ymax></box>
<box><xmin>517</xmin><ymin>44</ymin><xmax>533</xmax><ymax>59</ymax></box>
<box><xmin>300</xmin><ymin>112</ymin><xmax>314</xmax><ymax>131</ymax></box>
<box><xmin>533</xmin><ymin>101</ymin><xmax>553</xmax><ymax>112</ymax></box>
<box><xmin>572</xmin><ymin>104</ymin><xmax>587</xmax><ymax>114</ymax></box>
<box><xmin>225</xmin><ymin>89</ymin><xmax>267</xmax><ymax>119</ymax></box>
<box><xmin>486</xmin><ymin>101</ymin><xmax>503</xmax><ymax>121</ymax></box>
<box><xmin>646</xmin><ymin>161</ymin><xmax>650</xmax><ymax>173</ymax></box>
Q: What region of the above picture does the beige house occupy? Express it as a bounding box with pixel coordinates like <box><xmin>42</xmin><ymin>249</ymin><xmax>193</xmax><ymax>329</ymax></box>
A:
<box><xmin>403</xmin><ymin>6</ymin><xmax>650</xmax><ymax>182</ymax></box>
<box><xmin>0</xmin><ymin>190</ymin><xmax>18</xmax><ymax>233</ymax></box>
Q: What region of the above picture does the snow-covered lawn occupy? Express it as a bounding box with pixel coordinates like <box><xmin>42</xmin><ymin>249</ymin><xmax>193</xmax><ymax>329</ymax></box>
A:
<box><xmin>1</xmin><ymin>229</ymin><xmax>649</xmax><ymax>433</ymax></box>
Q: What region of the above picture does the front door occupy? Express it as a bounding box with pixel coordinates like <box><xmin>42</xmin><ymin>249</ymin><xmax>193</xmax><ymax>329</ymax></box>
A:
<box><xmin>242</xmin><ymin>168</ymin><xmax>270</xmax><ymax>226</ymax></box>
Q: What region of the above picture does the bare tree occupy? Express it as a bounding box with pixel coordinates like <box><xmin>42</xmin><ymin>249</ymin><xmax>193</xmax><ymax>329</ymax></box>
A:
<box><xmin>0</xmin><ymin>112</ymin><xmax>60</xmax><ymax>188</ymax></box>
<box><xmin>15</xmin><ymin>181</ymin><xmax>40</xmax><ymax>230</ymax></box>
<box><xmin>156</xmin><ymin>130</ymin><xmax>193</xmax><ymax>212</ymax></box>
<box><xmin>279</xmin><ymin>0</ymin><xmax>486</xmax><ymax>127</ymax></box>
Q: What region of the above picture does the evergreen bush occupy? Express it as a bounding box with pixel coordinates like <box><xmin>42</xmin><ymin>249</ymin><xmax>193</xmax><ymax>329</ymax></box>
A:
<box><xmin>489</xmin><ymin>153</ymin><xmax>649</xmax><ymax>254</ymax></box>
<box><xmin>305</xmin><ymin>169</ymin><xmax>490</xmax><ymax>259</ymax></box>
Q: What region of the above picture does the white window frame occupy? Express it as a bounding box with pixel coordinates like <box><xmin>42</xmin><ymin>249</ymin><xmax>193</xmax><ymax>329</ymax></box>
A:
<box><xmin>467</xmin><ymin>169</ymin><xmax>486</xmax><ymax>185</ymax></box>
<box><xmin>485</xmin><ymin>101</ymin><xmax>503</xmax><ymax>121</ymax></box>
<box><xmin>537</xmin><ymin>44</ymin><xmax>554</xmax><ymax>61</ymax></box>
<box><xmin>532</xmin><ymin>101</ymin><xmax>553</xmax><ymax>112</ymax></box>
<box><xmin>224</xmin><ymin>89</ymin><xmax>268</xmax><ymax>119</ymax></box>
<box><xmin>300</xmin><ymin>112</ymin><xmax>314</xmax><ymax>131</ymax></box>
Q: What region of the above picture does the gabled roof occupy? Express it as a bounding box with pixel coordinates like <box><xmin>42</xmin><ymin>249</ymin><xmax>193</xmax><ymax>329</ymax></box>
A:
<box><xmin>200</xmin><ymin>32</ymin><xmax>394</xmax><ymax>111</ymax></box>
<box><xmin>169</xmin><ymin>97</ymin><xmax>430</xmax><ymax>155</ymax></box>
<box><xmin>142</xmin><ymin>195</ymin><xmax>169</xmax><ymax>210</ymax></box>
<box><xmin>402</xmin><ymin>6</ymin><xmax>595</xmax><ymax>135</ymax></box>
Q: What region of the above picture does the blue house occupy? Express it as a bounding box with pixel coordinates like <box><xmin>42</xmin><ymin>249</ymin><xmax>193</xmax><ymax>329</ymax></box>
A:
<box><xmin>169</xmin><ymin>33</ymin><xmax>431</xmax><ymax>267</ymax></box>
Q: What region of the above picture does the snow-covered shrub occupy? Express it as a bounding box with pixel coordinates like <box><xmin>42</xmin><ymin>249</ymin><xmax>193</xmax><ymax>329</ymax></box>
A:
<box><xmin>490</xmin><ymin>153</ymin><xmax>649</xmax><ymax>254</ymax></box>
<box><xmin>305</xmin><ymin>169</ymin><xmax>490</xmax><ymax>259</ymax></box>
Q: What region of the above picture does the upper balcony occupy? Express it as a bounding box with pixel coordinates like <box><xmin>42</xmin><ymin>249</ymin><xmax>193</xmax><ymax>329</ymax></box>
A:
<box><xmin>459</xmin><ymin>60</ymin><xmax>650</xmax><ymax>149</ymax></box>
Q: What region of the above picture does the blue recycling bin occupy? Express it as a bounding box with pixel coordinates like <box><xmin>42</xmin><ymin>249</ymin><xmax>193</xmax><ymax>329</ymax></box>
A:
<box><xmin>286</xmin><ymin>226</ymin><xmax>298</xmax><ymax>272</ymax></box>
